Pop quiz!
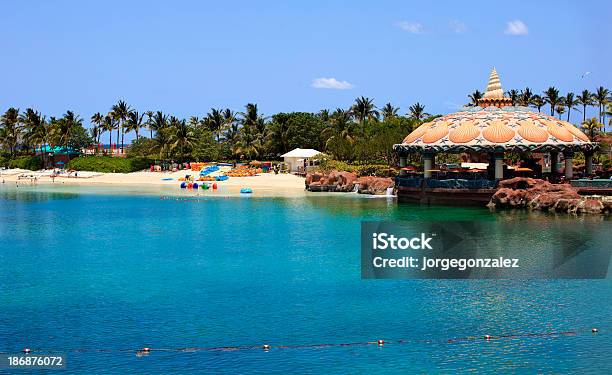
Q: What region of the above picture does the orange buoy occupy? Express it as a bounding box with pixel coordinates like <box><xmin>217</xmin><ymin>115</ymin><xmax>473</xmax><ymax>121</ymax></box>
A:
<box><xmin>187</xmin><ymin>182</ymin><xmax>193</xmax><ymax>189</ymax></box>
<box><xmin>212</xmin><ymin>183</ymin><xmax>217</xmax><ymax>190</ymax></box>
<box><xmin>377</xmin><ymin>339</ymin><xmax>385</xmax><ymax>346</ymax></box>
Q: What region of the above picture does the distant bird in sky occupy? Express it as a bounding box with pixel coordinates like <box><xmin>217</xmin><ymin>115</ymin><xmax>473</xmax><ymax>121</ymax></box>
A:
<box><xmin>581</xmin><ymin>71</ymin><xmax>591</xmax><ymax>79</ymax></box>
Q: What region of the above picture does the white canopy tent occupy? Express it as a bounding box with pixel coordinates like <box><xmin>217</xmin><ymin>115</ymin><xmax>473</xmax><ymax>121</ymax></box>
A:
<box><xmin>281</xmin><ymin>148</ymin><xmax>321</xmax><ymax>172</ymax></box>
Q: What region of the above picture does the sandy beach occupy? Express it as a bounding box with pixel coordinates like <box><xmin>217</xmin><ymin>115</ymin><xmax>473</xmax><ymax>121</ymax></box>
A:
<box><xmin>0</xmin><ymin>168</ymin><xmax>308</xmax><ymax>197</ymax></box>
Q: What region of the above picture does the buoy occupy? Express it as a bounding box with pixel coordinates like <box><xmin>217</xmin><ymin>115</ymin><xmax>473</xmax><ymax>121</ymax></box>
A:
<box><xmin>142</xmin><ymin>347</ymin><xmax>151</xmax><ymax>352</ymax></box>
<box><xmin>22</xmin><ymin>348</ymin><xmax>31</xmax><ymax>353</ymax></box>
<box><xmin>484</xmin><ymin>335</ymin><xmax>492</xmax><ymax>340</ymax></box>
<box><xmin>212</xmin><ymin>183</ymin><xmax>217</xmax><ymax>190</ymax></box>
<box><xmin>262</xmin><ymin>344</ymin><xmax>270</xmax><ymax>350</ymax></box>
<box><xmin>187</xmin><ymin>182</ymin><xmax>193</xmax><ymax>189</ymax></box>
<box><xmin>592</xmin><ymin>328</ymin><xmax>598</xmax><ymax>333</ymax></box>
<box><xmin>377</xmin><ymin>339</ymin><xmax>385</xmax><ymax>346</ymax></box>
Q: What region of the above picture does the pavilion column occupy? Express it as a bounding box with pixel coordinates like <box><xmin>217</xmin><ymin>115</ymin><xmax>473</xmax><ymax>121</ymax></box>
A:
<box><xmin>399</xmin><ymin>156</ymin><xmax>407</xmax><ymax>168</ymax></box>
<box><xmin>585</xmin><ymin>151</ymin><xmax>593</xmax><ymax>176</ymax></box>
<box><xmin>423</xmin><ymin>153</ymin><xmax>435</xmax><ymax>178</ymax></box>
<box><xmin>494</xmin><ymin>152</ymin><xmax>504</xmax><ymax>180</ymax></box>
<box><xmin>549</xmin><ymin>151</ymin><xmax>559</xmax><ymax>177</ymax></box>
<box><xmin>564</xmin><ymin>151</ymin><xmax>574</xmax><ymax>179</ymax></box>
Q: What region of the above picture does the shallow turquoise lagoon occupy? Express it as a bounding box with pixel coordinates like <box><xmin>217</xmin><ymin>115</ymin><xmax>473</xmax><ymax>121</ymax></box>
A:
<box><xmin>0</xmin><ymin>185</ymin><xmax>610</xmax><ymax>374</ymax></box>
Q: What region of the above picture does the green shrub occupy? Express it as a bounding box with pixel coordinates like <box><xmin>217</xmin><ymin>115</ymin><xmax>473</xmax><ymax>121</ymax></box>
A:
<box><xmin>67</xmin><ymin>156</ymin><xmax>152</xmax><ymax>173</ymax></box>
<box><xmin>355</xmin><ymin>164</ymin><xmax>397</xmax><ymax>177</ymax></box>
<box><xmin>0</xmin><ymin>156</ymin><xmax>8</xmax><ymax>168</ymax></box>
<box><xmin>127</xmin><ymin>138</ymin><xmax>158</xmax><ymax>158</ymax></box>
<box><xmin>7</xmin><ymin>156</ymin><xmax>43</xmax><ymax>170</ymax></box>
<box><xmin>315</xmin><ymin>158</ymin><xmax>397</xmax><ymax>177</ymax></box>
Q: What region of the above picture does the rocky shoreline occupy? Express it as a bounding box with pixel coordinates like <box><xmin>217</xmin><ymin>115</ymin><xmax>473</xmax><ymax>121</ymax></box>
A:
<box><xmin>488</xmin><ymin>177</ymin><xmax>611</xmax><ymax>215</ymax></box>
<box><xmin>305</xmin><ymin>171</ymin><xmax>395</xmax><ymax>195</ymax></box>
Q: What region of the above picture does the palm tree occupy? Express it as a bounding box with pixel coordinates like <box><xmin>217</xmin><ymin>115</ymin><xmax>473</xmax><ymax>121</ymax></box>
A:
<box><xmin>543</xmin><ymin>87</ymin><xmax>561</xmax><ymax>116</ymax></box>
<box><xmin>321</xmin><ymin>109</ymin><xmax>356</xmax><ymax>160</ymax></box>
<box><xmin>51</xmin><ymin>111</ymin><xmax>83</xmax><ymax>149</ymax></box>
<box><xmin>531</xmin><ymin>95</ymin><xmax>545</xmax><ymax>113</ymax></box>
<box><xmin>506</xmin><ymin>89</ymin><xmax>520</xmax><ymax>106</ymax></box>
<box><xmin>576</xmin><ymin>90</ymin><xmax>593</xmax><ymax>123</ymax></box>
<box><xmin>518</xmin><ymin>87</ymin><xmax>533</xmax><ymax>107</ymax></box>
<box><xmin>408</xmin><ymin>102</ymin><xmax>429</xmax><ymax>121</ymax></box>
<box><xmin>150</xmin><ymin>111</ymin><xmax>168</xmax><ymax>137</ymax></box>
<box><xmin>144</xmin><ymin>111</ymin><xmax>154</xmax><ymax>138</ymax></box>
<box><xmin>234</xmin><ymin>120</ymin><xmax>262</xmax><ymax>160</ymax></box>
<box><xmin>222</xmin><ymin>109</ymin><xmax>236</xmax><ymax>141</ymax></box>
<box><xmin>563</xmin><ymin>92</ymin><xmax>579</xmax><ymax>122</ymax></box>
<box><xmin>20</xmin><ymin>108</ymin><xmax>43</xmax><ymax>153</ymax></box>
<box><xmin>241</xmin><ymin>103</ymin><xmax>260</xmax><ymax>128</ymax></box>
<box><xmin>102</xmin><ymin>114</ymin><xmax>115</xmax><ymax>154</ymax></box>
<box><xmin>381</xmin><ymin>103</ymin><xmax>399</xmax><ymax>121</ymax></box>
<box><xmin>205</xmin><ymin>108</ymin><xmax>225</xmax><ymax>142</ymax></box>
<box><xmin>318</xmin><ymin>109</ymin><xmax>330</xmax><ymax>122</ymax></box>
<box><xmin>110</xmin><ymin>100</ymin><xmax>130</xmax><ymax>153</ymax></box>
<box><xmin>0</xmin><ymin>108</ymin><xmax>21</xmax><ymax>156</ymax></box>
<box><xmin>468</xmin><ymin>90</ymin><xmax>483</xmax><ymax>106</ymax></box>
<box><xmin>90</xmin><ymin>112</ymin><xmax>104</xmax><ymax>150</ymax></box>
<box><xmin>351</xmin><ymin>97</ymin><xmax>378</xmax><ymax>131</ymax></box>
<box><xmin>581</xmin><ymin>117</ymin><xmax>603</xmax><ymax>141</ymax></box>
<box><xmin>153</xmin><ymin>127</ymin><xmax>172</xmax><ymax>160</ymax></box>
<box><xmin>266</xmin><ymin>114</ymin><xmax>290</xmax><ymax>155</ymax></box>
<box><xmin>555</xmin><ymin>104</ymin><xmax>566</xmax><ymax>120</ymax></box>
<box><xmin>168</xmin><ymin>117</ymin><xmax>196</xmax><ymax>160</ymax></box>
<box><xmin>125</xmin><ymin>111</ymin><xmax>145</xmax><ymax>140</ymax></box>
<box><xmin>593</xmin><ymin>86</ymin><xmax>610</xmax><ymax>128</ymax></box>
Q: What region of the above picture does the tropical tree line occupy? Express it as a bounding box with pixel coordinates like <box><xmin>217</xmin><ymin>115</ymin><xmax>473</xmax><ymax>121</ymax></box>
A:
<box><xmin>0</xmin><ymin>108</ymin><xmax>91</xmax><ymax>168</ymax></box>
<box><xmin>468</xmin><ymin>86</ymin><xmax>611</xmax><ymax>130</ymax></box>
<box><xmin>1</xmin><ymin>98</ymin><xmax>430</xmax><ymax>166</ymax></box>
<box><xmin>2</xmin><ymin>89</ymin><xmax>609</xmax><ymax>168</ymax></box>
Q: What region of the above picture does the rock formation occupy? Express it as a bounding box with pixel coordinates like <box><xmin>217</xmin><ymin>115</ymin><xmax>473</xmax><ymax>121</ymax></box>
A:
<box><xmin>488</xmin><ymin>177</ymin><xmax>611</xmax><ymax>214</ymax></box>
<box><xmin>355</xmin><ymin>176</ymin><xmax>395</xmax><ymax>195</ymax></box>
<box><xmin>305</xmin><ymin>171</ymin><xmax>394</xmax><ymax>195</ymax></box>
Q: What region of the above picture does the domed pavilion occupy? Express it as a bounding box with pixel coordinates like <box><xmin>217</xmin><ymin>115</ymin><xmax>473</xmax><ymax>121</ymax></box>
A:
<box><xmin>393</xmin><ymin>68</ymin><xmax>599</xmax><ymax>204</ymax></box>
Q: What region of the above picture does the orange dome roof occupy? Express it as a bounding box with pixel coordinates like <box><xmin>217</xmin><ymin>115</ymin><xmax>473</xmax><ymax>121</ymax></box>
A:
<box><xmin>394</xmin><ymin>106</ymin><xmax>596</xmax><ymax>153</ymax></box>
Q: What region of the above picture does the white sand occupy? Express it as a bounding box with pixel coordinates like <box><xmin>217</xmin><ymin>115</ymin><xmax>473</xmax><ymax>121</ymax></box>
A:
<box><xmin>1</xmin><ymin>169</ymin><xmax>308</xmax><ymax>197</ymax></box>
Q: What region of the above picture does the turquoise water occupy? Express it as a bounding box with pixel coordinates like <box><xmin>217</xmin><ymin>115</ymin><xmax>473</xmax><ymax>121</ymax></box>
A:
<box><xmin>0</xmin><ymin>185</ymin><xmax>610</xmax><ymax>374</ymax></box>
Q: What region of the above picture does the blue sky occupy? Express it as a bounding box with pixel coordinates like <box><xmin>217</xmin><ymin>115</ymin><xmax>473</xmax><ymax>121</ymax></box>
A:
<box><xmin>1</xmin><ymin>0</ymin><xmax>610</xmax><ymax>136</ymax></box>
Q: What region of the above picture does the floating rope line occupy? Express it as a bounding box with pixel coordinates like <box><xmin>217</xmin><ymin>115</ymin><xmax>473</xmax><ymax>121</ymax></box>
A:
<box><xmin>6</xmin><ymin>328</ymin><xmax>601</xmax><ymax>356</ymax></box>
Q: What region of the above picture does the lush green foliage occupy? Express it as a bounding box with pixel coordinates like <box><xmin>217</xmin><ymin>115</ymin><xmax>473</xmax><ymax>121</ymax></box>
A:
<box><xmin>7</xmin><ymin>155</ymin><xmax>43</xmax><ymax>170</ymax></box>
<box><xmin>67</xmin><ymin>156</ymin><xmax>152</xmax><ymax>173</ymax></box>
<box><xmin>315</xmin><ymin>158</ymin><xmax>397</xmax><ymax>177</ymax></box>
<box><xmin>2</xmin><ymin>88</ymin><xmax>609</xmax><ymax>172</ymax></box>
<box><xmin>126</xmin><ymin>137</ymin><xmax>158</xmax><ymax>158</ymax></box>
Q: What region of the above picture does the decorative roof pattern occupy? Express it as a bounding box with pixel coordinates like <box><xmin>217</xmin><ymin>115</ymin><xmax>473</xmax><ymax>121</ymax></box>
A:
<box><xmin>394</xmin><ymin>106</ymin><xmax>597</xmax><ymax>154</ymax></box>
<box><xmin>483</xmin><ymin>67</ymin><xmax>504</xmax><ymax>99</ymax></box>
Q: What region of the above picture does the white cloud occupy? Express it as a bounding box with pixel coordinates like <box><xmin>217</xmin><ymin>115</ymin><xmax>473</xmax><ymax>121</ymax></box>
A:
<box><xmin>449</xmin><ymin>20</ymin><xmax>467</xmax><ymax>33</ymax></box>
<box><xmin>395</xmin><ymin>21</ymin><xmax>423</xmax><ymax>34</ymax></box>
<box><xmin>311</xmin><ymin>77</ymin><xmax>354</xmax><ymax>90</ymax></box>
<box><xmin>505</xmin><ymin>20</ymin><xmax>528</xmax><ymax>36</ymax></box>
